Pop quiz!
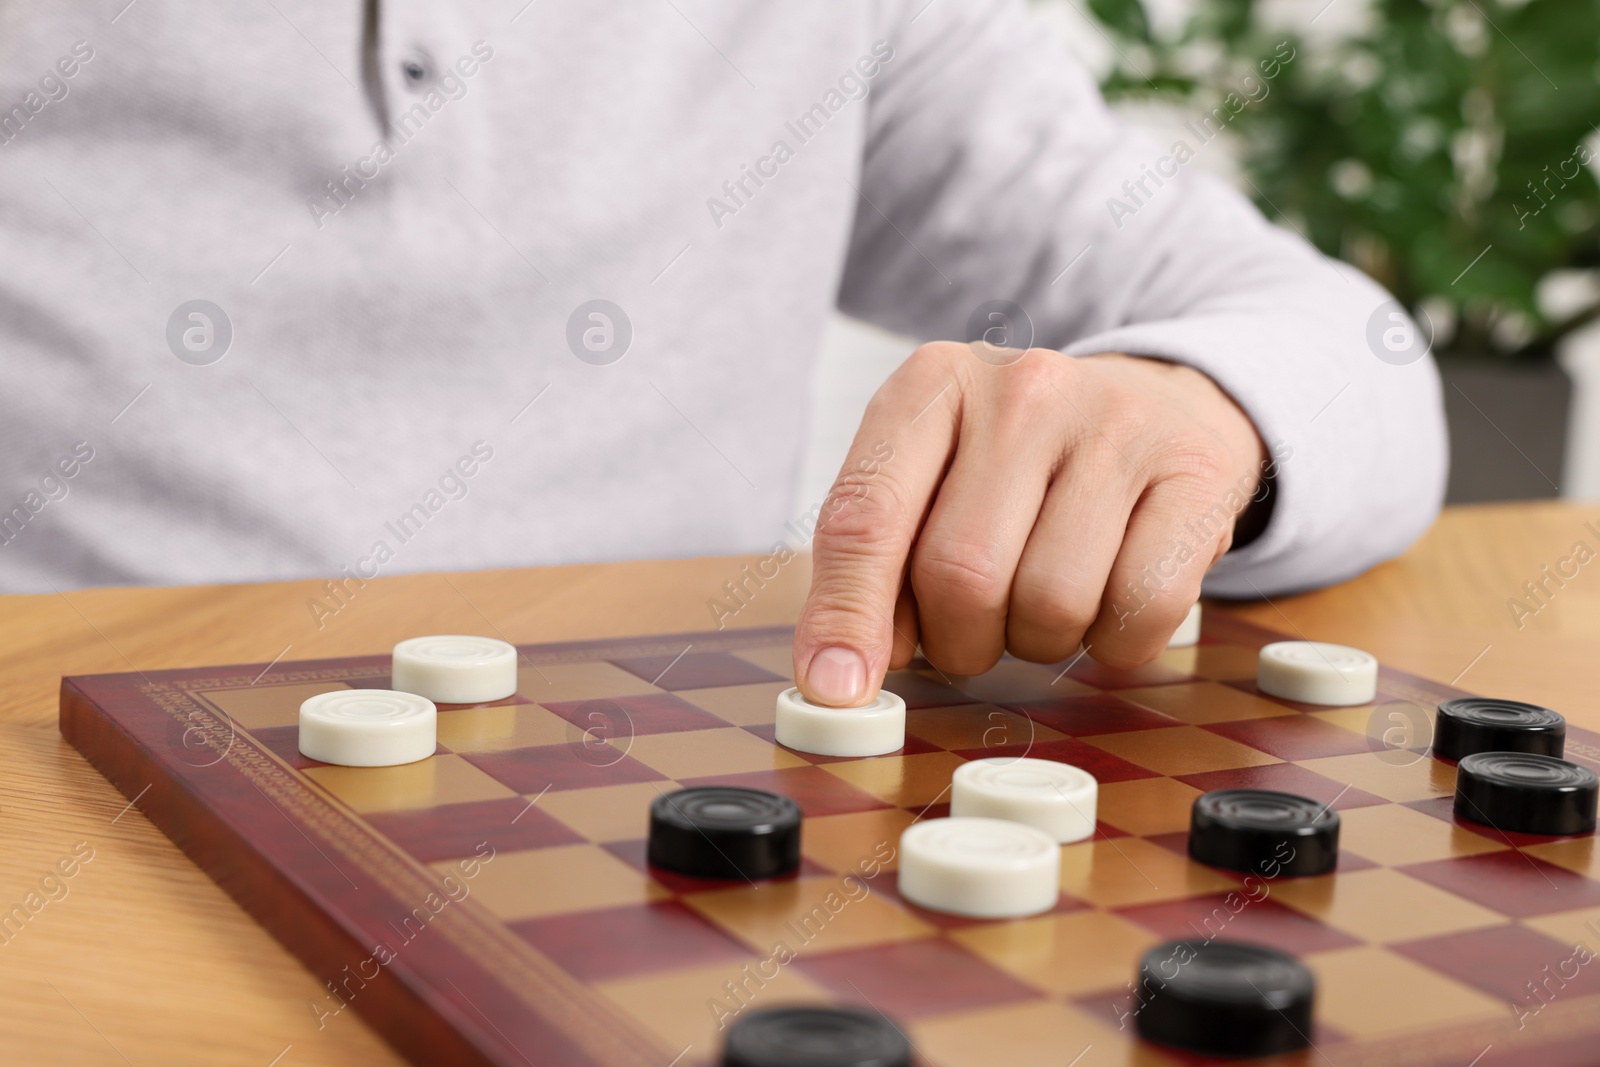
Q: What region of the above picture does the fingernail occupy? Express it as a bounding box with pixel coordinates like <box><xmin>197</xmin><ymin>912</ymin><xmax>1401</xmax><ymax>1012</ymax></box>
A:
<box><xmin>806</xmin><ymin>646</ymin><xmax>867</xmax><ymax>707</ymax></box>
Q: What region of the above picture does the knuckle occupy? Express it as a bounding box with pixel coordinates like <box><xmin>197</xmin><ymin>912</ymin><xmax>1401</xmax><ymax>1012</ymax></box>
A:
<box><xmin>1011</xmin><ymin>569</ymin><xmax>1099</xmax><ymax>638</ymax></box>
<box><xmin>998</xmin><ymin>351</ymin><xmax>1065</xmax><ymax>410</ymax></box>
<box><xmin>1108</xmin><ymin>561</ymin><xmax>1201</xmax><ymax>618</ymax></box>
<box><xmin>812</xmin><ymin>479</ymin><xmax>902</xmax><ymax>553</ymax></box>
<box><xmin>914</xmin><ymin>339</ymin><xmax>968</xmax><ymax>363</ymax></box>
<box><xmin>800</xmin><ymin>589</ymin><xmax>879</xmax><ymax>637</ymax></box>
<box><xmin>798</xmin><ymin>574</ymin><xmax>897</xmax><ymax>647</ymax></box>
<box><xmin>824</xmin><ymin>465</ymin><xmax>887</xmax><ymax>514</ymax></box>
<box><xmin>873</xmin><ymin>344</ymin><xmax>967</xmax><ymax>423</ymax></box>
<box><xmin>812</xmin><ymin>513</ymin><xmax>896</xmax><ymax>573</ymax></box>
<box><xmin>903</xmin><ymin>341</ymin><xmax>965</xmax><ymax>381</ymax></box>
<box><xmin>911</xmin><ymin>539</ymin><xmax>1010</xmax><ymax>610</ymax></box>
<box><xmin>1096</xmin><ymin>395</ymin><xmax>1155</xmax><ymax>447</ymax></box>
<box><xmin>1163</xmin><ymin>439</ymin><xmax>1232</xmax><ymax>485</ymax></box>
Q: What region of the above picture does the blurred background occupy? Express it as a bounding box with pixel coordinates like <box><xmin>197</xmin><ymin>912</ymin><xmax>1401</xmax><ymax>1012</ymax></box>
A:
<box><xmin>797</xmin><ymin>0</ymin><xmax>1600</xmax><ymax>513</ymax></box>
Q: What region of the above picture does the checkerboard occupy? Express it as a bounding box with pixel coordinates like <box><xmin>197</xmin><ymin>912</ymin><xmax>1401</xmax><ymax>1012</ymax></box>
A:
<box><xmin>59</xmin><ymin>615</ymin><xmax>1600</xmax><ymax>1066</ymax></box>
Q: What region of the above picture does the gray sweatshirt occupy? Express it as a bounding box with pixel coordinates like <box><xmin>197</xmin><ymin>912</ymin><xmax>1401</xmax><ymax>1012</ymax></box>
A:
<box><xmin>0</xmin><ymin>0</ymin><xmax>1446</xmax><ymax>597</ymax></box>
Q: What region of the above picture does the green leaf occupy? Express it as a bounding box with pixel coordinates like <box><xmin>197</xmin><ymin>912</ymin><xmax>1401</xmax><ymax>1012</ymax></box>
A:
<box><xmin>1087</xmin><ymin>0</ymin><xmax>1152</xmax><ymax>42</ymax></box>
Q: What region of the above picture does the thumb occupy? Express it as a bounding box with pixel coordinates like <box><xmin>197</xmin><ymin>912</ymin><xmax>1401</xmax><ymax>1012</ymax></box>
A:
<box><xmin>793</xmin><ymin>479</ymin><xmax>908</xmax><ymax>707</ymax></box>
<box><xmin>794</xmin><ymin>360</ymin><xmax>956</xmax><ymax>706</ymax></box>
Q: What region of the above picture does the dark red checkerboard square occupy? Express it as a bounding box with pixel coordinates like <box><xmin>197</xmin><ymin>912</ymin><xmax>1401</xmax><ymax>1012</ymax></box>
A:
<box><xmin>953</xmin><ymin>738</ymin><xmax>1160</xmax><ymax>784</ymax></box>
<box><xmin>1399</xmin><ymin>851</ymin><xmax>1600</xmax><ymax>918</ymax></box>
<box><xmin>1480</xmin><ymin>1037</ymin><xmax>1600</xmax><ymax>1067</ymax></box>
<box><xmin>1071</xmin><ymin>987</ymin><xmax>1137</xmax><ymax>1034</ymax></box>
<box><xmin>463</xmin><ymin>744</ymin><xmax>666</xmax><ymax>793</ymax></box>
<box><xmin>1114</xmin><ymin>893</ymin><xmax>1361</xmax><ymax>956</ymax></box>
<box><xmin>602</xmin><ymin>838</ymin><xmax>830</xmax><ymax>892</ymax></box>
<box><xmin>366</xmin><ymin>797</ymin><xmax>582</xmax><ymax>862</ymax></box>
<box><xmin>539</xmin><ymin>693</ymin><xmax>732</xmax><ymax>736</ymax></box>
<box><xmin>509</xmin><ymin>901</ymin><xmax>750</xmax><ymax>982</ymax></box>
<box><xmin>1204</xmin><ymin>715</ymin><xmax>1374</xmax><ymax>761</ymax></box>
<box><xmin>1394</xmin><ymin>924</ymin><xmax>1600</xmax><ymax>1004</ymax></box>
<box><xmin>797</xmin><ymin>938</ymin><xmax>1042</xmax><ymax>1019</ymax></box>
<box><xmin>881</xmin><ymin>671</ymin><xmax>973</xmax><ymax>710</ymax></box>
<box><xmin>608</xmin><ymin>652</ymin><xmax>783</xmax><ymax>691</ymax></box>
<box><xmin>678</xmin><ymin>767</ymin><xmax>893</xmax><ymax>818</ymax></box>
<box><xmin>742</xmin><ymin>723</ymin><xmax>942</xmax><ymax>763</ymax></box>
<box><xmin>252</xmin><ymin>725</ymin><xmax>448</xmax><ymax>769</ymax></box>
<box><xmin>1175</xmin><ymin>763</ymin><xmax>1388</xmax><ymax>810</ymax></box>
<box><xmin>1001</xmin><ymin>693</ymin><xmax>1183</xmax><ymax>737</ymax></box>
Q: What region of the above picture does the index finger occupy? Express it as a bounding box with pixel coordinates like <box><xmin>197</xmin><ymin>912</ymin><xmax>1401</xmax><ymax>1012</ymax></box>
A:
<box><xmin>792</xmin><ymin>351</ymin><xmax>961</xmax><ymax>706</ymax></box>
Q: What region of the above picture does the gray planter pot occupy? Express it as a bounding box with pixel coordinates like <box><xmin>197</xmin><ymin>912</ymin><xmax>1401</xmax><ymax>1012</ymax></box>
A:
<box><xmin>1439</xmin><ymin>358</ymin><xmax>1570</xmax><ymax>503</ymax></box>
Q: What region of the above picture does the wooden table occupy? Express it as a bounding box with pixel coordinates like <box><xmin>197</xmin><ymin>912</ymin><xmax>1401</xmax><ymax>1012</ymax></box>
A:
<box><xmin>3</xmin><ymin>500</ymin><xmax>1598</xmax><ymax>1065</ymax></box>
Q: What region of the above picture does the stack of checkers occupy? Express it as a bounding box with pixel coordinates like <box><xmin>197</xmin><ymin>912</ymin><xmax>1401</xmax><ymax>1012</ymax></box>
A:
<box><xmin>1437</xmin><ymin>697</ymin><xmax>1598</xmax><ymax>835</ymax></box>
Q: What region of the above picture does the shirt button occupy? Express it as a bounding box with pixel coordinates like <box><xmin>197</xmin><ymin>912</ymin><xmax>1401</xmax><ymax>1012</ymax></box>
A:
<box><xmin>399</xmin><ymin>52</ymin><xmax>434</xmax><ymax>88</ymax></box>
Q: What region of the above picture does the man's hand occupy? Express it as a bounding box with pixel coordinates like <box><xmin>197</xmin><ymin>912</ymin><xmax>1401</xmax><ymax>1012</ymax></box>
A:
<box><xmin>793</xmin><ymin>343</ymin><xmax>1269</xmax><ymax>707</ymax></box>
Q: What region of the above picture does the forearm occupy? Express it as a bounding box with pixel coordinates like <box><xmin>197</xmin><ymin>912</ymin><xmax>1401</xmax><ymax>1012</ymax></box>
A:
<box><xmin>843</xmin><ymin>0</ymin><xmax>1447</xmax><ymax>592</ymax></box>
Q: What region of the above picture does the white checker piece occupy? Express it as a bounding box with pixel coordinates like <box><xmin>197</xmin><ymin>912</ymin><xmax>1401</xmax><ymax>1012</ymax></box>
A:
<box><xmin>392</xmin><ymin>635</ymin><xmax>518</xmax><ymax>704</ymax></box>
<box><xmin>898</xmin><ymin>817</ymin><xmax>1061</xmax><ymax>918</ymax></box>
<box><xmin>1257</xmin><ymin>640</ymin><xmax>1378</xmax><ymax>706</ymax></box>
<box><xmin>299</xmin><ymin>689</ymin><xmax>437</xmax><ymax>767</ymax></box>
<box><xmin>774</xmin><ymin>686</ymin><xmax>906</xmax><ymax>757</ymax></box>
<box><xmin>951</xmin><ymin>757</ymin><xmax>1097</xmax><ymax>843</ymax></box>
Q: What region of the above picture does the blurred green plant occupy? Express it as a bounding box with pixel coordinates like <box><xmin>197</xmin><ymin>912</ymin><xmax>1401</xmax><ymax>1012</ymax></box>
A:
<box><xmin>1085</xmin><ymin>0</ymin><xmax>1600</xmax><ymax>360</ymax></box>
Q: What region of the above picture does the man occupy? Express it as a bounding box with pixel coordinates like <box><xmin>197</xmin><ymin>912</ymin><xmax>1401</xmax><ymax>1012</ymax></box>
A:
<box><xmin>0</xmin><ymin>1</ymin><xmax>1446</xmax><ymax>706</ymax></box>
